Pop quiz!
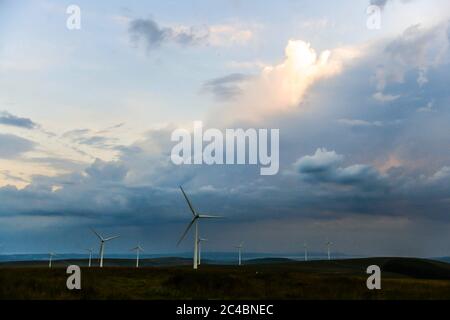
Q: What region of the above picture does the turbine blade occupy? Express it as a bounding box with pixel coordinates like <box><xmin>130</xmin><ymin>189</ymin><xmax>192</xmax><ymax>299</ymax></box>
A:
<box><xmin>104</xmin><ymin>235</ymin><xmax>120</xmax><ymax>242</ymax></box>
<box><xmin>198</xmin><ymin>215</ymin><xmax>223</xmax><ymax>219</ymax></box>
<box><xmin>90</xmin><ymin>228</ymin><xmax>104</xmax><ymax>241</ymax></box>
<box><xmin>180</xmin><ymin>186</ymin><xmax>197</xmax><ymax>216</ymax></box>
<box><xmin>177</xmin><ymin>218</ymin><xmax>196</xmax><ymax>246</ymax></box>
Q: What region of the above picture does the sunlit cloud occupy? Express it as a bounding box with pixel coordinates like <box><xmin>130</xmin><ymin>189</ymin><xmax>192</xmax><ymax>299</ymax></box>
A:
<box><xmin>212</xmin><ymin>40</ymin><xmax>361</xmax><ymax>124</ymax></box>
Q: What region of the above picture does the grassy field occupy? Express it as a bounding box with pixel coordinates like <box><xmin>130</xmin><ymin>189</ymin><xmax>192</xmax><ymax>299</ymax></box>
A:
<box><xmin>1</xmin><ymin>257</ymin><xmax>450</xmax><ymax>300</ymax></box>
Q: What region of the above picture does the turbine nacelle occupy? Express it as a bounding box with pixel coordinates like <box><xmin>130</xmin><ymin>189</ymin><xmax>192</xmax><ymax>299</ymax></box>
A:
<box><xmin>131</xmin><ymin>245</ymin><xmax>144</xmax><ymax>252</ymax></box>
<box><xmin>177</xmin><ymin>186</ymin><xmax>223</xmax><ymax>246</ymax></box>
<box><xmin>91</xmin><ymin>228</ymin><xmax>120</xmax><ymax>243</ymax></box>
<box><xmin>234</xmin><ymin>242</ymin><xmax>244</xmax><ymax>249</ymax></box>
<box><xmin>91</xmin><ymin>228</ymin><xmax>120</xmax><ymax>268</ymax></box>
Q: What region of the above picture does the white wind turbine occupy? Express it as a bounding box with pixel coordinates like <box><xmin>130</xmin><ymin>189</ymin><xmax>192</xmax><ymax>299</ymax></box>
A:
<box><xmin>131</xmin><ymin>244</ymin><xmax>144</xmax><ymax>268</ymax></box>
<box><xmin>197</xmin><ymin>238</ymin><xmax>208</xmax><ymax>266</ymax></box>
<box><xmin>326</xmin><ymin>240</ymin><xmax>333</xmax><ymax>261</ymax></box>
<box><xmin>177</xmin><ymin>186</ymin><xmax>222</xmax><ymax>270</ymax></box>
<box><xmin>91</xmin><ymin>228</ymin><xmax>120</xmax><ymax>268</ymax></box>
<box><xmin>85</xmin><ymin>248</ymin><xmax>94</xmax><ymax>268</ymax></box>
<box><xmin>234</xmin><ymin>242</ymin><xmax>244</xmax><ymax>266</ymax></box>
<box><xmin>304</xmin><ymin>243</ymin><xmax>308</xmax><ymax>262</ymax></box>
<box><xmin>48</xmin><ymin>252</ymin><xmax>56</xmax><ymax>268</ymax></box>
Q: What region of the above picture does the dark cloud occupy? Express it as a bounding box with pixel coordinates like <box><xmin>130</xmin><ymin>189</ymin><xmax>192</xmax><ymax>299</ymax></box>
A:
<box><xmin>85</xmin><ymin>159</ymin><xmax>128</xmax><ymax>183</ymax></box>
<box><xmin>128</xmin><ymin>18</ymin><xmax>208</xmax><ymax>50</ymax></box>
<box><xmin>370</xmin><ymin>0</ymin><xmax>415</xmax><ymax>9</ymax></box>
<box><xmin>0</xmin><ymin>111</ymin><xmax>37</xmax><ymax>129</ymax></box>
<box><xmin>0</xmin><ymin>134</ymin><xmax>35</xmax><ymax>159</ymax></box>
<box><xmin>202</xmin><ymin>73</ymin><xmax>252</xmax><ymax>100</ymax></box>
<box><xmin>129</xmin><ymin>18</ymin><xmax>169</xmax><ymax>49</ymax></box>
<box><xmin>370</xmin><ymin>0</ymin><xmax>388</xmax><ymax>8</ymax></box>
<box><xmin>293</xmin><ymin>148</ymin><xmax>385</xmax><ymax>190</ymax></box>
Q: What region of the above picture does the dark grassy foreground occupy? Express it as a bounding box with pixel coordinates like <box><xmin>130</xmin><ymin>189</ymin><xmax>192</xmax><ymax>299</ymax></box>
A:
<box><xmin>1</xmin><ymin>257</ymin><xmax>450</xmax><ymax>300</ymax></box>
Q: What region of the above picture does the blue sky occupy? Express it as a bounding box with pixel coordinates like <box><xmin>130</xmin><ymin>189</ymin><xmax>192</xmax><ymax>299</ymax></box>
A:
<box><xmin>1</xmin><ymin>0</ymin><xmax>450</xmax><ymax>257</ymax></box>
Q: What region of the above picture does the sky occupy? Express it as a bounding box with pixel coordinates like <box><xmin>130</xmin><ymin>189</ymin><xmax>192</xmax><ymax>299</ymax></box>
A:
<box><xmin>1</xmin><ymin>0</ymin><xmax>450</xmax><ymax>257</ymax></box>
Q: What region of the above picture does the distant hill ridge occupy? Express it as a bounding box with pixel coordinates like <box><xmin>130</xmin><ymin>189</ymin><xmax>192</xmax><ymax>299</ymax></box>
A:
<box><xmin>2</xmin><ymin>257</ymin><xmax>450</xmax><ymax>280</ymax></box>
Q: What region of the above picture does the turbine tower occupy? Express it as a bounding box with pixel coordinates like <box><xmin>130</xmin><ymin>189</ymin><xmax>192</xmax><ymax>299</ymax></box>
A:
<box><xmin>234</xmin><ymin>242</ymin><xmax>243</xmax><ymax>266</ymax></box>
<box><xmin>91</xmin><ymin>228</ymin><xmax>120</xmax><ymax>268</ymax></box>
<box><xmin>326</xmin><ymin>240</ymin><xmax>333</xmax><ymax>261</ymax></box>
<box><xmin>48</xmin><ymin>252</ymin><xmax>56</xmax><ymax>268</ymax></box>
<box><xmin>85</xmin><ymin>248</ymin><xmax>93</xmax><ymax>268</ymax></box>
<box><xmin>177</xmin><ymin>186</ymin><xmax>222</xmax><ymax>270</ymax></box>
<box><xmin>197</xmin><ymin>238</ymin><xmax>208</xmax><ymax>266</ymax></box>
<box><xmin>304</xmin><ymin>243</ymin><xmax>308</xmax><ymax>262</ymax></box>
<box><xmin>131</xmin><ymin>244</ymin><xmax>144</xmax><ymax>268</ymax></box>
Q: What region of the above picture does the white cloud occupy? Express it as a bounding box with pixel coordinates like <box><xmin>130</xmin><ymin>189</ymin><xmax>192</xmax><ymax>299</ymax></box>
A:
<box><xmin>208</xmin><ymin>24</ymin><xmax>255</xmax><ymax>46</ymax></box>
<box><xmin>429</xmin><ymin>166</ymin><xmax>450</xmax><ymax>182</ymax></box>
<box><xmin>293</xmin><ymin>148</ymin><xmax>344</xmax><ymax>173</ymax></box>
<box><xmin>417</xmin><ymin>101</ymin><xmax>435</xmax><ymax>112</ymax></box>
<box><xmin>213</xmin><ymin>40</ymin><xmax>361</xmax><ymax>124</ymax></box>
<box><xmin>338</xmin><ymin>119</ymin><xmax>383</xmax><ymax>127</ymax></box>
<box><xmin>373</xmin><ymin>92</ymin><xmax>401</xmax><ymax>102</ymax></box>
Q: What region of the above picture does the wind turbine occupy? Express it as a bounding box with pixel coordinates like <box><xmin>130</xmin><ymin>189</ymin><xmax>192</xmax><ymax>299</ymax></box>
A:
<box><xmin>85</xmin><ymin>248</ymin><xmax>93</xmax><ymax>268</ymax></box>
<box><xmin>304</xmin><ymin>243</ymin><xmax>308</xmax><ymax>262</ymax></box>
<box><xmin>234</xmin><ymin>242</ymin><xmax>244</xmax><ymax>266</ymax></box>
<box><xmin>48</xmin><ymin>252</ymin><xmax>56</xmax><ymax>268</ymax></box>
<box><xmin>131</xmin><ymin>244</ymin><xmax>144</xmax><ymax>268</ymax></box>
<box><xmin>197</xmin><ymin>238</ymin><xmax>207</xmax><ymax>266</ymax></box>
<box><xmin>91</xmin><ymin>228</ymin><xmax>120</xmax><ymax>268</ymax></box>
<box><xmin>177</xmin><ymin>186</ymin><xmax>222</xmax><ymax>270</ymax></box>
<box><xmin>326</xmin><ymin>240</ymin><xmax>333</xmax><ymax>261</ymax></box>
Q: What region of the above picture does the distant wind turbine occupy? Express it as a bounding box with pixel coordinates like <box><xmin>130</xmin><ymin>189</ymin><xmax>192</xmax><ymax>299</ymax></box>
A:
<box><xmin>197</xmin><ymin>238</ymin><xmax>207</xmax><ymax>266</ymax></box>
<box><xmin>234</xmin><ymin>242</ymin><xmax>244</xmax><ymax>266</ymax></box>
<box><xmin>326</xmin><ymin>240</ymin><xmax>333</xmax><ymax>261</ymax></box>
<box><xmin>85</xmin><ymin>248</ymin><xmax>94</xmax><ymax>268</ymax></box>
<box><xmin>177</xmin><ymin>186</ymin><xmax>222</xmax><ymax>270</ymax></box>
<box><xmin>304</xmin><ymin>243</ymin><xmax>308</xmax><ymax>262</ymax></box>
<box><xmin>91</xmin><ymin>228</ymin><xmax>120</xmax><ymax>268</ymax></box>
<box><xmin>131</xmin><ymin>244</ymin><xmax>144</xmax><ymax>268</ymax></box>
<box><xmin>48</xmin><ymin>252</ymin><xmax>56</xmax><ymax>268</ymax></box>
